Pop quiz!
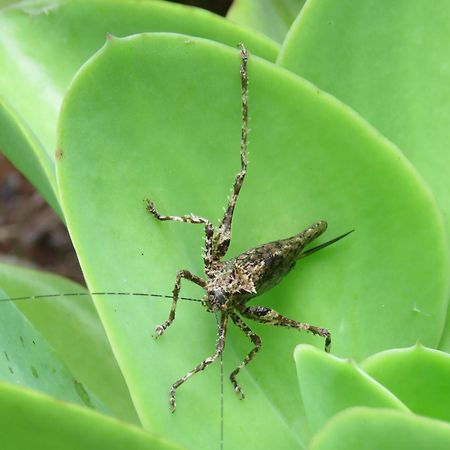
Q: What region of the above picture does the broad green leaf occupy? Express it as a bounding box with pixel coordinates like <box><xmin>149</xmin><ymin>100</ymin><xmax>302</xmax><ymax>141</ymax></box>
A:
<box><xmin>0</xmin><ymin>0</ymin><xmax>279</xmax><ymax>212</ymax></box>
<box><xmin>362</xmin><ymin>344</ymin><xmax>450</xmax><ymax>422</ymax></box>
<box><xmin>227</xmin><ymin>0</ymin><xmax>305</xmax><ymax>43</ymax></box>
<box><xmin>0</xmin><ymin>381</ymin><xmax>182</xmax><ymax>450</ymax></box>
<box><xmin>294</xmin><ymin>345</ymin><xmax>408</xmax><ymax>434</ymax></box>
<box><xmin>309</xmin><ymin>407</ymin><xmax>450</xmax><ymax>450</ymax></box>
<box><xmin>57</xmin><ymin>34</ymin><xmax>447</xmax><ymax>448</ymax></box>
<box><xmin>0</xmin><ymin>262</ymin><xmax>139</xmax><ymax>424</ymax></box>
<box><xmin>0</xmin><ymin>288</ymin><xmax>107</xmax><ymax>412</ymax></box>
<box><xmin>277</xmin><ymin>0</ymin><xmax>450</xmax><ymax>350</ymax></box>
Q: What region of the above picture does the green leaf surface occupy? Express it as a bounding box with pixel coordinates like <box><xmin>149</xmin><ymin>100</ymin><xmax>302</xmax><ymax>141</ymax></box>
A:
<box><xmin>57</xmin><ymin>33</ymin><xmax>448</xmax><ymax>448</ymax></box>
<box><xmin>0</xmin><ymin>0</ymin><xmax>278</xmax><ymax>211</ymax></box>
<box><xmin>0</xmin><ymin>262</ymin><xmax>139</xmax><ymax>424</ymax></box>
<box><xmin>294</xmin><ymin>345</ymin><xmax>408</xmax><ymax>434</ymax></box>
<box><xmin>0</xmin><ymin>381</ymin><xmax>182</xmax><ymax>450</ymax></box>
<box><xmin>227</xmin><ymin>0</ymin><xmax>305</xmax><ymax>43</ymax></box>
<box><xmin>309</xmin><ymin>407</ymin><xmax>450</xmax><ymax>450</ymax></box>
<box><xmin>0</xmin><ymin>0</ymin><xmax>15</xmax><ymax>8</ymax></box>
<box><xmin>362</xmin><ymin>344</ymin><xmax>450</xmax><ymax>423</ymax></box>
<box><xmin>0</xmin><ymin>287</ymin><xmax>107</xmax><ymax>413</ymax></box>
<box><xmin>277</xmin><ymin>0</ymin><xmax>450</xmax><ymax>350</ymax></box>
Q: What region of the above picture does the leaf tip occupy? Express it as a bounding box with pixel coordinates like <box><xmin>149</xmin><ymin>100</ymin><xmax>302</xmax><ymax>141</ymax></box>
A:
<box><xmin>106</xmin><ymin>33</ymin><xmax>118</xmax><ymax>43</ymax></box>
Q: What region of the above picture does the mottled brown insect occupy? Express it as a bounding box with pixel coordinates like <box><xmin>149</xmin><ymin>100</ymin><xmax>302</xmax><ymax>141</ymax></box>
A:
<box><xmin>145</xmin><ymin>44</ymin><xmax>352</xmax><ymax>412</ymax></box>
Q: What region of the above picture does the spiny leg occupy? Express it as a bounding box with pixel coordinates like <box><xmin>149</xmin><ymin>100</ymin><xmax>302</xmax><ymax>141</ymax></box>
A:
<box><xmin>145</xmin><ymin>198</ymin><xmax>214</xmax><ymax>270</ymax></box>
<box><xmin>229</xmin><ymin>312</ymin><xmax>261</xmax><ymax>400</ymax></box>
<box><xmin>154</xmin><ymin>270</ymin><xmax>206</xmax><ymax>339</ymax></box>
<box><xmin>169</xmin><ymin>313</ymin><xmax>228</xmax><ymax>412</ymax></box>
<box><xmin>239</xmin><ymin>305</ymin><xmax>331</xmax><ymax>352</ymax></box>
<box><xmin>215</xmin><ymin>44</ymin><xmax>249</xmax><ymax>258</ymax></box>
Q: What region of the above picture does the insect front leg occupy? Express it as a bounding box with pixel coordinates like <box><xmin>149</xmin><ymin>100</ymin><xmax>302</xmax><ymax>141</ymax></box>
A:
<box><xmin>169</xmin><ymin>313</ymin><xmax>228</xmax><ymax>412</ymax></box>
<box><xmin>239</xmin><ymin>305</ymin><xmax>331</xmax><ymax>352</ymax></box>
<box><xmin>229</xmin><ymin>312</ymin><xmax>261</xmax><ymax>400</ymax></box>
<box><xmin>154</xmin><ymin>270</ymin><xmax>206</xmax><ymax>339</ymax></box>
<box><xmin>214</xmin><ymin>44</ymin><xmax>249</xmax><ymax>258</ymax></box>
<box><xmin>145</xmin><ymin>198</ymin><xmax>214</xmax><ymax>269</ymax></box>
<box><xmin>145</xmin><ymin>198</ymin><xmax>211</xmax><ymax>227</ymax></box>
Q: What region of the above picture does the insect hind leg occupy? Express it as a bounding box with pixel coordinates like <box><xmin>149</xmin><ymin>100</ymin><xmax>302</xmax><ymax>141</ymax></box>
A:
<box><xmin>214</xmin><ymin>44</ymin><xmax>249</xmax><ymax>258</ymax></box>
<box><xmin>239</xmin><ymin>305</ymin><xmax>331</xmax><ymax>352</ymax></box>
<box><xmin>229</xmin><ymin>312</ymin><xmax>261</xmax><ymax>399</ymax></box>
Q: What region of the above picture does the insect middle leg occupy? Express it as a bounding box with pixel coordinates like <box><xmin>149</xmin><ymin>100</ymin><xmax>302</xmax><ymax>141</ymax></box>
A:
<box><xmin>239</xmin><ymin>305</ymin><xmax>331</xmax><ymax>352</ymax></box>
<box><xmin>229</xmin><ymin>312</ymin><xmax>261</xmax><ymax>399</ymax></box>
<box><xmin>169</xmin><ymin>313</ymin><xmax>228</xmax><ymax>412</ymax></box>
<box><xmin>154</xmin><ymin>269</ymin><xmax>206</xmax><ymax>338</ymax></box>
<box><xmin>214</xmin><ymin>44</ymin><xmax>249</xmax><ymax>258</ymax></box>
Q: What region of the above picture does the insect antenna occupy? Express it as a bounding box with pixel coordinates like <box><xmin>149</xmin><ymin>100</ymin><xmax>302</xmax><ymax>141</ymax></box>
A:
<box><xmin>0</xmin><ymin>291</ymin><xmax>203</xmax><ymax>304</ymax></box>
<box><xmin>219</xmin><ymin>345</ymin><xmax>224</xmax><ymax>450</ymax></box>
<box><xmin>212</xmin><ymin>311</ymin><xmax>225</xmax><ymax>450</ymax></box>
<box><xmin>302</xmin><ymin>229</ymin><xmax>355</xmax><ymax>258</ymax></box>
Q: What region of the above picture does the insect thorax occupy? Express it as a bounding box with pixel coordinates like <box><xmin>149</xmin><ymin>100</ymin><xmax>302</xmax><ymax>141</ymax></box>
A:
<box><xmin>204</xmin><ymin>262</ymin><xmax>257</xmax><ymax>312</ymax></box>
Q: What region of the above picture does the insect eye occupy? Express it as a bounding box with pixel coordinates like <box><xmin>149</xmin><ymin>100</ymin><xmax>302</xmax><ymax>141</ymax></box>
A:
<box><xmin>213</xmin><ymin>288</ymin><xmax>226</xmax><ymax>304</ymax></box>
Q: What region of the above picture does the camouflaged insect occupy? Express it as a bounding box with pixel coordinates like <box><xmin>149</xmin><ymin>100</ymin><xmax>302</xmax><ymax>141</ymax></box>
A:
<box><xmin>145</xmin><ymin>44</ymin><xmax>352</xmax><ymax>412</ymax></box>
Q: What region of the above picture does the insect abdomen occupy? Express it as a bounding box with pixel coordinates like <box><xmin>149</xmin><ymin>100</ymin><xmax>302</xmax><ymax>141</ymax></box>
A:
<box><xmin>233</xmin><ymin>221</ymin><xmax>328</xmax><ymax>301</ymax></box>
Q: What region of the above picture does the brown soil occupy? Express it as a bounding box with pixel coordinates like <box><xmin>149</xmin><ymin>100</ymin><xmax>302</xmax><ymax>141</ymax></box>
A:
<box><xmin>0</xmin><ymin>154</ymin><xmax>85</xmax><ymax>284</ymax></box>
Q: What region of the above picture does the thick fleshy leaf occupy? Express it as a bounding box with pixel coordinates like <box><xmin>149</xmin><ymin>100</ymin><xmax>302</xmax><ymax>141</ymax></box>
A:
<box><xmin>0</xmin><ymin>382</ymin><xmax>182</xmax><ymax>450</ymax></box>
<box><xmin>227</xmin><ymin>0</ymin><xmax>305</xmax><ymax>43</ymax></box>
<box><xmin>294</xmin><ymin>345</ymin><xmax>408</xmax><ymax>434</ymax></box>
<box><xmin>309</xmin><ymin>407</ymin><xmax>450</xmax><ymax>450</ymax></box>
<box><xmin>0</xmin><ymin>262</ymin><xmax>139</xmax><ymax>424</ymax></box>
<box><xmin>0</xmin><ymin>0</ymin><xmax>278</xmax><ymax>211</ymax></box>
<box><xmin>277</xmin><ymin>0</ymin><xmax>450</xmax><ymax>350</ymax></box>
<box><xmin>361</xmin><ymin>344</ymin><xmax>450</xmax><ymax>422</ymax></box>
<box><xmin>57</xmin><ymin>34</ymin><xmax>447</xmax><ymax>448</ymax></box>
<box><xmin>0</xmin><ymin>288</ymin><xmax>106</xmax><ymax>412</ymax></box>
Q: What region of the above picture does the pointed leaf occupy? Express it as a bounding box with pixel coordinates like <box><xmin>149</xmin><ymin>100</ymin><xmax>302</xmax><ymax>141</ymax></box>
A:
<box><xmin>310</xmin><ymin>407</ymin><xmax>450</xmax><ymax>450</ymax></box>
<box><xmin>362</xmin><ymin>344</ymin><xmax>450</xmax><ymax>422</ymax></box>
<box><xmin>294</xmin><ymin>345</ymin><xmax>408</xmax><ymax>433</ymax></box>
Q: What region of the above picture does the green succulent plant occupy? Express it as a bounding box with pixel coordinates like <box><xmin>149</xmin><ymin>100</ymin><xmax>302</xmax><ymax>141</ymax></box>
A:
<box><xmin>1</xmin><ymin>0</ymin><xmax>449</xmax><ymax>449</ymax></box>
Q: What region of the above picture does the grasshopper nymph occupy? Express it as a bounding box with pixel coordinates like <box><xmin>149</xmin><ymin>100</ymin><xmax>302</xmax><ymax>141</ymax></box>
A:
<box><xmin>146</xmin><ymin>44</ymin><xmax>352</xmax><ymax>412</ymax></box>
